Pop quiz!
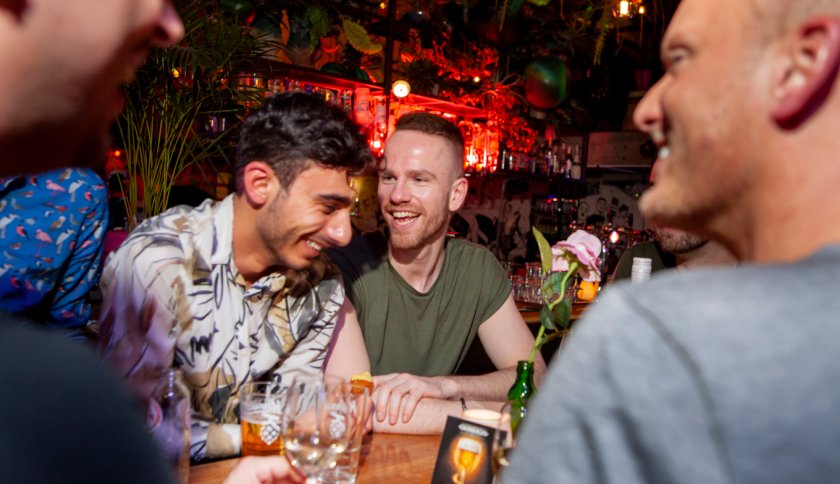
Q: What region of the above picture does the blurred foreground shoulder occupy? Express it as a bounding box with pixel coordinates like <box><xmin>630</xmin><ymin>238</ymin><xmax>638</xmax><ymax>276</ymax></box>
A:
<box><xmin>0</xmin><ymin>317</ymin><xmax>174</xmax><ymax>484</ymax></box>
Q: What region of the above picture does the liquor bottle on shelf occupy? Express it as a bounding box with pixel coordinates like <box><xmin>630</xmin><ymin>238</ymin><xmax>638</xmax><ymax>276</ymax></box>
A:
<box><xmin>564</xmin><ymin>144</ymin><xmax>574</xmax><ymax>180</ymax></box>
<box><xmin>498</xmin><ymin>145</ymin><xmax>510</xmax><ymax>172</ymax></box>
<box><xmin>571</xmin><ymin>144</ymin><xmax>583</xmax><ymax>180</ymax></box>
<box><xmin>546</xmin><ymin>140</ymin><xmax>558</xmax><ymax>177</ymax></box>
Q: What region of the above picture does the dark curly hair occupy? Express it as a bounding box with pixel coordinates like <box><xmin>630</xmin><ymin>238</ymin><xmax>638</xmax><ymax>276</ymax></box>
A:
<box><xmin>393</xmin><ymin>112</ymin><xmax>465</xmax><ymax>177</ymax></box>
<box><xmin>235</xmin><ymin>92</ymin><xmax>373</xmax><ymax>192</ymax></box>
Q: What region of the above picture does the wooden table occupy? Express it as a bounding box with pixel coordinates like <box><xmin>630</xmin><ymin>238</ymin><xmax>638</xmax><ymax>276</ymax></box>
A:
<box><xmin>189</xmin><ymin>433</ymin><xmax>442</xmax><ymax>483</ymax></box>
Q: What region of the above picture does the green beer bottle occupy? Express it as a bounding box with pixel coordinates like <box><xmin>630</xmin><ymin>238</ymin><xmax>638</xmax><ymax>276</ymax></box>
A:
<box><xmin>506</xmin><ymin>360</ymin><xmax>536</xmax><ymax>435</ymax></box>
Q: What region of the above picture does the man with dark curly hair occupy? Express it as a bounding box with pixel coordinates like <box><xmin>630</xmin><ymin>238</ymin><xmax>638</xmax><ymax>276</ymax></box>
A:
<box><xmin>99</xmin><ymin>92</ymin><xmax>374</xmax><ymax>460</ymax></box>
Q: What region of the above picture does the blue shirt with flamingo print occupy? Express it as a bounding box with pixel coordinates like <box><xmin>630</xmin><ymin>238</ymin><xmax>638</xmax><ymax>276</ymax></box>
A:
<box><xmin>0</xmin><ymin>167</ymin><xmax>108</xmax><ymax>329</ymax></box>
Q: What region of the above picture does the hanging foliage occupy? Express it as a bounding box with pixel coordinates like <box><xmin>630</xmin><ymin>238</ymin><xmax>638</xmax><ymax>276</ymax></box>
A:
<box><xmin>342</xmin><ymin>18</ymin><xmax>383</xmax><ymax>55</ymax></box>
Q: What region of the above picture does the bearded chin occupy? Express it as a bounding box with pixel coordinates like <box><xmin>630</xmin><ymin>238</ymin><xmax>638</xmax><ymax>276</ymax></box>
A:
<box><xmin>389</xmin><ymin>231</ymin><xmax>423</xmax><ymax>251</ymax></box>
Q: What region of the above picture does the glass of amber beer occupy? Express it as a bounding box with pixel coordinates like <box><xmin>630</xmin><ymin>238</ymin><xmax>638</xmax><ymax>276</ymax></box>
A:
<box><xmin>240</xmin><ymin>382</ymin><xmax>286</xmax><ymax>456</ymax></box>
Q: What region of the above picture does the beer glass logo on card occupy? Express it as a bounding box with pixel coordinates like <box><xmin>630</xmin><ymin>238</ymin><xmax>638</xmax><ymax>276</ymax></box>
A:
<box><xmin>145</xmin><ymin>399</ymin><xmax>163</xmax><ymax>432</ymax></box>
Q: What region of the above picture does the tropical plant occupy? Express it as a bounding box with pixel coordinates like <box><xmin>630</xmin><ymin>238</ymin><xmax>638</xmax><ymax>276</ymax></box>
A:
<box><xmin>117</xmin><ymin>0</ymin><xmax>279</xmax><ymax>230</ymax></box>
<box><xmin>232</xmin><ymin>0</ymin><xmax>384</xmax><ymax>74</ymax></box>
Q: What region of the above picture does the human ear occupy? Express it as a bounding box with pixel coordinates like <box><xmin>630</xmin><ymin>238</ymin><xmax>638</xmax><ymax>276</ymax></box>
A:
<box><xmin>241</xmin><ymin>161</ymin><xmax>276</xmax><ymax>207</ymax></box>
<box><xmin>449</xmin><ymin>177</ymin><xmax>468</xmax><ymax>212</ymax></box>
<box><xmin>772</xmin><ymin>16</ymin><xmax>840</xmax><ymax>128</ymax></box>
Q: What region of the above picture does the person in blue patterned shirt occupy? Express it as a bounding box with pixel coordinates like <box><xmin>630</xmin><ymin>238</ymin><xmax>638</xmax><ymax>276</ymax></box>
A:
<box><xmin>0</xmin><ymin>167</ymin><xmax>107</xmax><ymax>330</ymax></box>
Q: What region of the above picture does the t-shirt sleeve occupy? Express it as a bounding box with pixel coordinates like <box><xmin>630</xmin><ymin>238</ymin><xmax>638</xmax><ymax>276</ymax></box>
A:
<box><xmin>504</xmin><ymin>288</ymin><xmax>729</xmax><ymax>484</ymax></box>
<box><xmin>473</xmin><ymin>245</ymin><xmax>512</xmax><ymax>324</ymax></box>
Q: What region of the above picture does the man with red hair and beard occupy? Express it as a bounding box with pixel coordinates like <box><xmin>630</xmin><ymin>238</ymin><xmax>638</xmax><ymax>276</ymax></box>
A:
<box><xmin>328</xmin><ymin>113</ymin><xmax>544</xmax><ymax>433</ymax></box>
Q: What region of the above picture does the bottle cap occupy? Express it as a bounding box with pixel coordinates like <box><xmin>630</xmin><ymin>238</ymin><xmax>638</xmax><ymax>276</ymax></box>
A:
<box><xmin>630</xmin><ymin>257</ymin><xmax>652</xmax><ymax>283</ymax></box>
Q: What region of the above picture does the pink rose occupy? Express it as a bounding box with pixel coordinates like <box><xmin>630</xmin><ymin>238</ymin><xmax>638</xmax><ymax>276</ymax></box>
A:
<box><xmin>551</xmin><ymin>230</ymin><xmax>603</xmax><ymax>282</ymax></box>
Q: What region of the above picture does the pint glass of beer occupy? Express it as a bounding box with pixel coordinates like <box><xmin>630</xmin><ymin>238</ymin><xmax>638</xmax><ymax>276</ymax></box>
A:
<box><xmin>240</xmin><ymin>382</ymin><xmax>286</xmax><ymax>456</ymax></box>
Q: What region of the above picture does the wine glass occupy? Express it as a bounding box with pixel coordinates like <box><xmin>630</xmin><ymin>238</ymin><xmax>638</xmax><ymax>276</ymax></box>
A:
<box><xmin>282</xmin><ymin>375</ymin><xmax>352</xmax><ymax>484</ymax></box>
<box><xmin>491</xmin><ymin>403</ymin><xmax>515</xmax><ymax>483</ymax></box>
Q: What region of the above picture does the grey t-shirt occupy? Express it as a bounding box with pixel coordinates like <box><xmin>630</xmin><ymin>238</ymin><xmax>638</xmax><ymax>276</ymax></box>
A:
<box><xmin>506</xmin><ymin>245</ymin><xmax>840</xmax><ymax>484</ymax></box>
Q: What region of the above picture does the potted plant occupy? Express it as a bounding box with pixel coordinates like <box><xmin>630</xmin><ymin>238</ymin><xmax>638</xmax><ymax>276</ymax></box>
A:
<box><xmin>507</xmin><ymin>227</ymin><xmax>603</xmax><ymax>433</ymax></box>
<box><xmin>116</xmin><ymin>0</ymin><xmax>278</xmax><ymax>230</ymax></box>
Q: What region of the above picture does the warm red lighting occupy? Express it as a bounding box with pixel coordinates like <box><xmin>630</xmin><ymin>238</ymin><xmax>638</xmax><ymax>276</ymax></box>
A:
<box><xmin>473</xmin><ymin>76</ymin><xmax>481</xmax><ymax>83</ymax></box>
<box><xmin>113</xmin><ymin>150</ymin><xmax>122</xmax><ymax>157</ymax></box>
<box><xmin>171</xmin><ymin>68</ymin><xmax>181</xmax><ymax>78</ymax></box>
<box><xmin>379</xmin><ymin>1</ymin><xmax>386</xmax><ymax>9</ymax></box>
<box><xmin>372</xmin><ymin>139</ymin><xmax>382</xmax><ymax>149</ymax></box>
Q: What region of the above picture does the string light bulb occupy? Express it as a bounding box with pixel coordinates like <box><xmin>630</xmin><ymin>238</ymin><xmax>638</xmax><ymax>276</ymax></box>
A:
<box><xmin>391</xmin><ymin>80</ymin><xmax>411</xmax><ymax>98</ymax></box>
<box><xmin>619</xmin><ymin>1</ymin><xmax>629</xmax><ymax>16</ymax></box>
<box><xmin>616</xmin><ymin>0</ymin><xmax>645</xmax><ymax>17</ymax></box>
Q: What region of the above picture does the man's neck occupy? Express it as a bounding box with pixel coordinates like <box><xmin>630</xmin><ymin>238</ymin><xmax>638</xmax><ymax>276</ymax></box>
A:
<box><xmin>675</xmin><ymin>240</ymin><xmax>736</xmax><ymax>270</ymax></box>
<box><xmin>388</xmin><ymin>235</ymin><xmax>448</xmax><ymax>294</ymax></box>
<box><xmin>231</xmin><ymin>195</ymin><xmax>279</xmax><ymax>287</ymax></box>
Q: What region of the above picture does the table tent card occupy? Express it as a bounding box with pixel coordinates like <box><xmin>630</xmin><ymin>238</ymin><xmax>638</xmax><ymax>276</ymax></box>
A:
<box><xmin>431</xmin><ymin>416</ymin><xmax>497</xmax><ymax>484</ymax></box>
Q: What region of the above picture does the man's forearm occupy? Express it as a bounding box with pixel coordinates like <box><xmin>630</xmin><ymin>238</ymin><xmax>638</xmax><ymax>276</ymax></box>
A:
<box><xmin>440</xmin><ymin>366</ymin><xmax>518</xmax><ymax>401</ymax></box>
<box><xmin>373</xmin><ymin>398</ymin><xmax>505</xmax><ymax>434</ymax></box>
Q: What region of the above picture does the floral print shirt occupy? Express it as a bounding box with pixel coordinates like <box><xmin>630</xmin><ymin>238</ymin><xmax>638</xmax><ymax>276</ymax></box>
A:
<box><xmin>0</xmin><ymin>167</ymin><xmax>107</xmax><ymax>328</ymax></box>
<box><xmin>98</xmin><ymin>195</ymin><xmax>343</xmax><ymax>460</ymax></box>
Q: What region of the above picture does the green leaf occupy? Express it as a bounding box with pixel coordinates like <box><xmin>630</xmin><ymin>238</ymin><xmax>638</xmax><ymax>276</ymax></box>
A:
<box><xmin>526</xmin><ymin>0</ymin><xmax>552</xmax><ymax>6</ymax></box>
<box><xmin>543</xmin><ymin>271</ymin><xmax>564</xmax><ymax>305</ymax></box>
<box><xmin>551</xmin><ymin>298</ymin><xmax>572</xmax><ymax>328</ymax></box>
<box><xmin>539</xmin><ymin>305</ymin><xmax>557</xmax><ymax>331</ymax></box>
<box><xmin>533</xmin><ymin>227</ymin><xmax>553</xmax><ymax>275</ymax></box>
<box><xmin>509</xmin><ymin>0</ymin><xmax>526</xmax><ymax>15</ymax></box>
<box><xmin>307</xmin><ymin>6</ymin><xmax>330</xmax><ymax>53</ymax></box>
<box><xmin>342</xmin><ymin>18</ymin><xmax>383</xmax><ymax>55</ymax></box>
<box><xmin>540</xmin><ymin>297</ymin><xmax>571</xmax><ymax>331</ymax></box>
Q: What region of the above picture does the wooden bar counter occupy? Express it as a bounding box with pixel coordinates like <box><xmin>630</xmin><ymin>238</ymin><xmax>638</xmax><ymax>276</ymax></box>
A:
<box><xmin>517</xmin><ymin>301</ymin><xmax>589</xmax><ymax>324</ymax></box>
<box><xmin>190</xmin><ymin>433</ymin><xmax>441</xmax><ymax>484</ymax></box>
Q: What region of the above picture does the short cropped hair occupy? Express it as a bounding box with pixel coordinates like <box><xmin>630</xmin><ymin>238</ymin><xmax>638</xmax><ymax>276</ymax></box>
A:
<box><xmin>235</xmin><ymin>92</ymin><xmax>372</xmax><ymax>192</ymax></box>
<box><xmin>394</xmin><ymin>113</ymin><xmax>465</xmax><ymax>177</ymax></box>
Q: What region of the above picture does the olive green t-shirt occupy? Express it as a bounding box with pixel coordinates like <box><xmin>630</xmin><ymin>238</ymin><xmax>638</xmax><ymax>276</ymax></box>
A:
<box><xmin>326</xmin><ymin>231</ymin><xmax>510</xmax><ymax>376</ymax></box>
